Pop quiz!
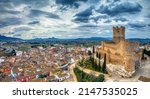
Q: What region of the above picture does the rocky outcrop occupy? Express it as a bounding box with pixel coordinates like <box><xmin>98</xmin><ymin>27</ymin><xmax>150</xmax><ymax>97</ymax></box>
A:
<box><xmin>107</xmin><ymin>64</ymin><xmax>135</xmax><ymax>77</ymax></box>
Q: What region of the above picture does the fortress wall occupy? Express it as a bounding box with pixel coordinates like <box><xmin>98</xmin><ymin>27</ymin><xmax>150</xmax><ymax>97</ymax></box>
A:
<box><xmin>103</xmin><ymin>41</ymin><xmax>124</xmax><ymax>55</ymax></box>
<box><xmin>108</xmin><ymin>54</ymin><xmax>124</xmax><ymax>65</ymax></box>
<box><xmin>124</xmin><ymin>57</ymin><xmax>135</xmax><ymax>72</ymax></box>
<box><xmin>125</xmin><ymin>41</ymin><xmax>140</xmax><ymax>52</ymax></box>
<box><xmin>103</xmin><ymin>42</ymin><xmax>117</xmax><ymax>49</ymax></box>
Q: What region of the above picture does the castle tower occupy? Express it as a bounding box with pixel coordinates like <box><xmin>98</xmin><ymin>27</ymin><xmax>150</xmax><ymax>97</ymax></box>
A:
<box><xmin>113</xmin><ymin>26</ymin><xmax>125</xmax><ymax>43</ymax></box>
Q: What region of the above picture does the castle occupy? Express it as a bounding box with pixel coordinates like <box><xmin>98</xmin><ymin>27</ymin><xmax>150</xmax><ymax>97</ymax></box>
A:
<box><xmin>93</xmin><ymin>26</ymin><xmax>142</xmax><ymax>77</ymax></box>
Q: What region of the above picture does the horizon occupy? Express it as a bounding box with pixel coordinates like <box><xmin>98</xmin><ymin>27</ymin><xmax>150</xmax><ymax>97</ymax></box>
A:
<box><xmin>0</xmin><ymin>0</ymin><xmax>150</xmax><ymax>39</ymax></box>
<box><xmin>1</xmin><ymin>34</ymin><xmax>150</xmax><ymax>40</ymax></box>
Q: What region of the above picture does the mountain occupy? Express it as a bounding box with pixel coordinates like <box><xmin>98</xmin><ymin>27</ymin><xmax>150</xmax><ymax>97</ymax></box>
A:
<box><xmin>28</xmin><ymin>37</ymin><xmax>111</xmax><ymax>41</ymax></box>
<box><xmin>28</xmin><ymin>37</ymin><xmax>58</xmax><ymax>42</ymax></box>
<box><xmin>74</xmin><ymin>37</ymin><xmax>111</xmax><ymax>41</ymax></box>
<box><xmin>0</xmin><ymin>35</ymin><xmax>150</xmax><ymax>44</ymax></box>
<box><xmin>0</xmin><ymin>35</ymin><xmax>23</xmax><ymax>42</ymax></box>
<box><xmin>127</xmin><ymin>38</ymin><xmax>150</xmax><ymax>44</ymax></box>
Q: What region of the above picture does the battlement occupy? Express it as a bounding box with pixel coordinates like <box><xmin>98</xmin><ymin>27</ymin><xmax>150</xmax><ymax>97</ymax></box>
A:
<box><xmin>113</xmin><ymin>26</ymin><xmax>125</xmax><ymax>43</ymax></box>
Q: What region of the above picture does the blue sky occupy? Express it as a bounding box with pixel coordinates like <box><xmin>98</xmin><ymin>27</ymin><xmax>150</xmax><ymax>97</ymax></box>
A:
<box><xmin>0</xmin><ymin>0</ymin><xmax>150</xmax><ymax>39</ymax></box>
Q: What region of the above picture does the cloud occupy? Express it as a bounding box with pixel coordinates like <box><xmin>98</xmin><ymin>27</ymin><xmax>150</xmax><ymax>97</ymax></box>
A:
<box><xmin>88</xmin><ymin>0</ymin><xmax>100</xmax><ymax>4</ymax></box>
<box><xmin>104</xmin><ymin>20</ymin><xmax>112</xmax><ymax>23</ymax></box>
<box><xmin>28</xmin><ymin>9</ymin><xmax>60</xmax><ymax>19</ymax></box>
<box><xmin>145</xmin><ymin>13</ymin><xmax>150</xmax><ymax>18</ymax></box>
<box><xmin>0</xmin><ymin>0</ymin><xmax>50</xmax><ymax>8</ymax></box>
<box><xmin>113</xmin><ymin>17</ymin><xmax>128</xmax><ymax>22</ymax></box>
<box><xmin>128</xmin><ymin>22</ymin><xmax>148</xmax><ymax>29</ymax></box>
<box><xmin>79</xmin><ymin>24</ymin><xmax>99</xmax><ymax>28</ymax></box>
<box><xmin>0</xmin><ymin>0</ymin><xmax>149</xmax><ymax>39</ymax></box>
<box><xmin>106</xmin><ymin>0</ymin><xmax>120</xmax><ymax>3</ymax></box>
<box><xmin>13</xmin><ymin>26</ymin><xmax>32</xmax><ymax>33</ymax></box>
<box><xmin>0</xmin><ymin>18</ymin><xmax>22</xmax><ymax>28</ymax></box>
<box><xmin>97</xmin><ymin>1</ymin><xmax>142</xmax><ymax>16</ymax></box>
<box><xmin>73</xmin><ymin>7</ymin><xmax>93</xmax><ymax>23</ymax></box>
<box><xmin>28</xmin><ymin>21</ymin><xmax>40</xmax><ymax>25</ymax></box>
<box><xmin>90</xmin><ymin>14</ymin><xmax>108</xmax><ymax>23</ymax></box>
<box><xmin>55</xmin><ymin>0</ymin><xmax>88</xmax><ymax>8</ymax></box>
<box><xmin>0</xmin><ymin>10</ymin><xmax>20</xmax><ymax>15</ymax></box>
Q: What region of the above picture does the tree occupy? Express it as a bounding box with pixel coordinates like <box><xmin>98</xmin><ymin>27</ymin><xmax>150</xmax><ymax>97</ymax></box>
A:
<box><xmin>98</xmin><ymin>53</ymin><xmax>101</xmax><ymax>59</ymax></box>
<box><xmin>96</xmin><ymin>52</ymin><xmax>98</xmax><ymax>58</ymax></box>
<box><xmin>96</xmin><ymin>74</ymin><xmax>105</xmax><ymax>82</ymax></box>
<box><xmin>94</xmin><ymin>61</ymin><xmax>97</xmax><ymax>71</ymax></box>
<box><xmin>141</xmin><ymin>49</ymin><xmax>146</xmax><ymax>60</ymax></box>
<box><xmin>88</xmin><ymin>50</ymin><xmax>92</xmax><ymax>56</ymax></box>
<box><xmin>81</xmin><ymin>70</ymin><xmax>83</xmax><ymax>82</ymax></box>
<box><xmin>102</xmin><ymin>54</ymin><xmax>107</xmax><ymax>73</ymax></box>
<box><xmin>98</xmin><ymin>61</ymin><xmax>101</xmax><ymax>72</ymax></box>
<box><xmin>91</xmin><ymin>57</ymin><xmax>95</xmax><ymax>67</ymax></box>
<box><xmin>93</xmin><ymin>46</ymin><xmax>95</xmax><ymax>53</ymax></box>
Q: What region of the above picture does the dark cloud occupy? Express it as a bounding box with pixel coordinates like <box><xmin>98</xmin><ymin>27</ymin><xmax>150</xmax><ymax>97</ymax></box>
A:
<box><xmin>55</xmin><ymin>0</ymin><xmax>88</xmax><ymax>8</ymax></box>
<box><xmin>0</xmin><ymin>0</ymin><xmax>50</xmax><ymax>7</ymax></box>
<box><xmin>106</xmin><ymin>0</ymin><xmax>120</xmax><ymax>3</ymax></box>
<box><xmin>97</xmin><ymin>1</ymin><xmax>142</xmax><ymax>16</ymax></box>
<box><xmin>88</xmin><ymin>0</ymin><xmax>100</xmax><ymax>4</ymax></box>
<box><xmin>73</xmin><ymin>7</ymin><xmax>93</xmax><ymax>23</ymax></box>
<box><xmin>28</xmin><ymin>21</ymin><xmax>40</xmax><ymax>25</ymax></box>
<box><xmin>113</xmin><ymin>17</ymin><xmax>128</xmax><ymax>22</ymax></box>
<box><xmin>129</xmin><ymin>22</ymin><xmax>147</xmax><ymax>28</ymax></box>
<box><xmin>13</xmin><ymin>27</ymin><xmax>31</xmax><ymax>32</ymax></box>
<box><xmin>28</xmin><ymin>10</ymin><xmax>60</xmax><ymax>19</ymax></box>
<box><xmin>145</xmin><ymin>13</ymin><xmax>150</xmax><ymax>18</ymax></box>
<box><xmin>90</xmin><ymin>14</ymin><xmax>108</xmax><ymax>23</ymax></box>
<box><xmin>0</xmin><ymin>18</ymin><xmax>22</xmax><ymax>28</ymax></box>
<box><xmin>76</xmin><ymin>7</ymin><xmax>93</xmax><ymax>17</ymax></box>
<box><xmin>0</xmin><ymin>1</ymin><xmax>21</xmax><ymax>15</ymax></box>
<box><xmin>0</xmin><ymin>10</ymin><xmax>20</xmax><ymax>14</ymax></box>
<box><xmin>73</xmin><ymin>17</ymin><xmax>89</xmax><ymax>23</ymax></box>
<box><xmin>104</xmin><ymin>20</ymin><xmax>112</xmax><ymax>23</ymax></box>
<box><xmin>0</xmin><ymin>0</ymin><xmax>10</xmax><ymax>3</ymax></box>
<box><xmin>79</xmin><ymin>24</ymin><xmax>99</xmax><ymax>28</ymax></box>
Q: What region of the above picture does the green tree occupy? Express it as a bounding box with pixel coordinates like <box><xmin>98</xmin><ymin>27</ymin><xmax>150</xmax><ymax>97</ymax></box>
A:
<box><xmin>102</xmin><ymin>54</ymin><xmax>107</xmax><ymax>73</ymax></box>
<box><xmin>96</xmin><ymin>74</ymin><xmax>105</xmax><ymax>82</ymax></box>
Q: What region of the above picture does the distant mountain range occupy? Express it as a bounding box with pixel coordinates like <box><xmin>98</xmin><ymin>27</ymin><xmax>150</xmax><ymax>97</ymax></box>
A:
<box><xmin>74</xmin><ymin>37</ymin><xmax>112</xmax><ymax>41</ymax></box>
<box><xmin>29</xmin><ymin>37</ymin><xmax>111</xmax><ymax>41</ymax></box>
<box><xmin>0</xmin><ymin>35</ymin><xmax>23</xmax><ymax>42</ymax></box>
<box><xmin>0</xmin><ymin>35</ymin><xmax>150</xmax><ymax>43</ymax></box>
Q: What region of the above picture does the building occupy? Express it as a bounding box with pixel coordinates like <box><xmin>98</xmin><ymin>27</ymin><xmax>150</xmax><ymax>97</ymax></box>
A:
<box><xmin>93</xmin><ymin>26</ymin><xmax>142</xmax><ymax>77</ymax></box>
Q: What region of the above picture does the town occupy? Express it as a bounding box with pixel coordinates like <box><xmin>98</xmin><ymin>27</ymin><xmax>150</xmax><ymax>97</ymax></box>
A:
<box><xmin>0</xmin><ymin>34</ymin><xmax>150</xmax><ymax>82</ymax></box>
<box><xmin>0</xmin><ymin>43</ymin><xmax>89</xmax><ymax>82</ymax></box>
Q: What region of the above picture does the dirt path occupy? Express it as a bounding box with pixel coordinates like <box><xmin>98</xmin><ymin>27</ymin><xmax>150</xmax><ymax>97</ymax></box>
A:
<box><xmin>76</xmin><ymin>65</ymin><xmax>110</xmax><ymax>81</ymax></box>
<box><xmin>67</xmin><ymin>63</ymin><xmax>77</xmax><ymax>82</ymax></box>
